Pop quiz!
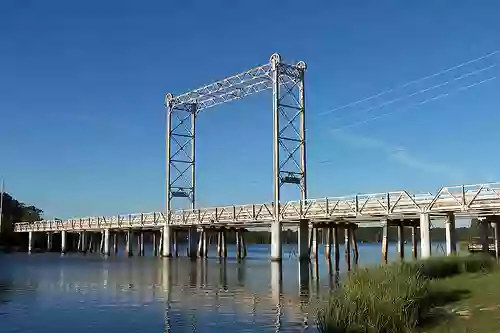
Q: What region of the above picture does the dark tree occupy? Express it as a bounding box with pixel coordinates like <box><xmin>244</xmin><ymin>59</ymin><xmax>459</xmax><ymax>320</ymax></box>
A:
<box><xmin>0</xmin><ymin>192</ymin><xmax>43</xmax><ymax>248</ymax></box>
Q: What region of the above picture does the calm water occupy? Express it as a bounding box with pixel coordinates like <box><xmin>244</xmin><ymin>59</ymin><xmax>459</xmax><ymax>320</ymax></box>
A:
<box><xmin>0</xmin><ymin>243</ymin><xmax>454</xmax><ymax>332</ymax></box>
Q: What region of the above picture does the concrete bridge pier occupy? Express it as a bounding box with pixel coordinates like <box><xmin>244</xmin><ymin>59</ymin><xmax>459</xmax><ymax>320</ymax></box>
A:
<box><xmin>28</xmin><ymin>231</ymin><xmax>33</xmax><ymax>253</ymax></box>
<box><xmin>162</xmin><ymin>225</ymin><xmax>173</xmax><ymax>257</ymax></box>
<box><xmin>103</xmin><ymin>229</ymin><xmax>110</xmax><ymax>256</ymax></box>
<box><xmin>126</xmin><ymin>229</ymin><xmax>133</xmax><ymax>257</ymax></box>
<box><xmin>113</xmin><ymin>233</ymin><xmax>118</xmax><ymax>255</ymax></box>
<box><xmin>81</xmin><ymin>232</ymin><xmax>88</xmax><ymax>254</ymax></box>
<box><xmin>216</xmin><ymin>228</ymin><xmax>226</xmax><ymax>258</ymax></box>
<box><xmin>445</xmin><ymin>212</ymin><xmax>457</xmax><ymax>256</ymax></box>
<box><xmin>197</xmin><ymin>229</ymin><xmax>207</xmax><ymax>258</ymax></box>
<box><xmin>47</xmin><ymin>232</ymin><xmax>53</xmax><ymax>252</ymax></box>
<box><xmin>298</xmin><ymin>219</ymin><xmax>309</xmax><ymax>261</ymax></box>
<box><xmin>309</xmin><ymin>225</ymin><xmax>318</xmax><ymax>259</ymax></box>
<box><xmin>270</xmin><ymin>221</ymin><xmax>282</xmax><ymax>261</ymax></box>
<box><xmin>420</xmin><ymin>213</ymin><xmax>431</xmax><ymax>259</ymax></box>
<box><xmin>61</xmin><ymin>230</ymin><xmax>67</xmax><ymax>254</ymax></box>
<box><xmin>172</xmin><ymin>230</ymin><xmax>178</xmax><ymax>257</ymax></box>
<box><xmin>187</xmin><ymin>227</ymin><xmax>199</xmax><ymax>259</ymax></box>
<box><xmin>88</xmin><ymin>233</ymin><xmax>95</xmax><ymax>253</ymax></box>
<box><xmin>139</xmin><ymin>231</ymin><xmax>144</xmax><ymax>256</ymax></box>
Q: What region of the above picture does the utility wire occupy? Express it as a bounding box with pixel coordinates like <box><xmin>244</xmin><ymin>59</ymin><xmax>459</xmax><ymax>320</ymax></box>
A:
<box><xmin>330</xmin><ymin>76</ymin><xmax>497</xmax><ymax>132</ymax></box>
<box><xmin>323</xmin><ymin>63</ymin><xmax>497</xmax><ymax>121</ymax></box>
<box><xmin>320</xmin><ymin>49</ymin><xmax>500</xmax><ymax>116</ymax></box>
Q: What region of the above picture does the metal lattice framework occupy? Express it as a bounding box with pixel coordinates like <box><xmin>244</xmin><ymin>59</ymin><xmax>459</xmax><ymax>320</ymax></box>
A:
<box><xmin>164</xmin><ymin>53</ymin><xmax>307</xmax><ymax>237</ymax></box>
<box><xmin>13</xmin><ymin>181</ymin><xmax>500</xmax><ymax>232</ymax></box>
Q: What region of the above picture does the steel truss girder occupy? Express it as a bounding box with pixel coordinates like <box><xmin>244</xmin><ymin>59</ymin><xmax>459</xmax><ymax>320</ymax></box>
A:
<box><xmin>166</xmin><ymin>57</ymin><xmax>299</xmax><ymax>114</ymax></box>
<box><xmin>13</xmin><ymin>181</ymin><xmax>500</xmax><ymax>232</ymax></box>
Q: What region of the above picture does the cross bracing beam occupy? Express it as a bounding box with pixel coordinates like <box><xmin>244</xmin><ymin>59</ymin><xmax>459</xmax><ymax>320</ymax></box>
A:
<box><xmin>13</xmin><ymin>181</ymin><xmax>500</xmax><ymax>232</ymax></box>
<box><xmin>166</xmin><ymin>61</ymin><xmax>298</xmax><ymax>113</ymax></box>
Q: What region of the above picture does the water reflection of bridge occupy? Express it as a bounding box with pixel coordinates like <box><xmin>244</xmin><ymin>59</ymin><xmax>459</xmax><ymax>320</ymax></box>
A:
<box><xmin>34</xmin><ymin>258</ymin><xmax>332</xmax><ymax>330</ymax></box>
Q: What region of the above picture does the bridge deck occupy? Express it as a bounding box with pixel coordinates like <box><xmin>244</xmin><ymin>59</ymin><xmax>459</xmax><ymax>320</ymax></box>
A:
<box><xmin>14</xmin><ymin>182</ymin><xmax>500</xmax><ymax>233</ymax></box>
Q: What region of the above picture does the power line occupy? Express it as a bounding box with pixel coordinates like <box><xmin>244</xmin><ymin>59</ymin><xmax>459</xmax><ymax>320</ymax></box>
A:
<box><xmin>324</xmin><ymin>63</ymin><xmax>497</xmax><ymax>121</ymax></box>
<box><xmin>320</xmin><ymin>49</ymin><xmax>500</xmax><ymax>116</ymax></box>
<box><xmin>331</xmin><ymin>76</ymin><xmax>497</xmax><ymax>132</ymax></box>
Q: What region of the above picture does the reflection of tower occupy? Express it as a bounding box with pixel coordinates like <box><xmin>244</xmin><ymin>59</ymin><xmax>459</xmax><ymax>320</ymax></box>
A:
<box><xmin>270</xmin><ymin>261</ymin><xmax>282</xmax><ymax>332</ymax></box>
<box><xmin>161</xmin><ymin>259</ymin><xmax>172</xmax><ymax>333</ymax></box>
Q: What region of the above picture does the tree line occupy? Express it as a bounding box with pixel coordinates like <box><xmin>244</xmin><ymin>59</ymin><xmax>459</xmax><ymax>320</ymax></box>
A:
<box><xmin>0</xmin><ymin>192</ymin><xmax>43</xmax><ymax>249</ymax></box>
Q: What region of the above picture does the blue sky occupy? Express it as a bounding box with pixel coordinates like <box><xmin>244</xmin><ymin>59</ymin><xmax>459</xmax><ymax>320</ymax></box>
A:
<box><xmin>1</xmin><ymin>1</ymin><xmax>500</xmax><ymax>219</ymax></box>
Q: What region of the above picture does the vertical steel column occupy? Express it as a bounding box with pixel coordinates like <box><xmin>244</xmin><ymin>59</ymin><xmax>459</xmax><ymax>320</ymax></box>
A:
<box><xmin>271</xmin><ymin>53</ymin><xmax>282</xmax><ymax>261</ymax></box>
<box><xmin>164</xmin><ymin>94</ymin><xmax>196</xmax><ymax>257</ymax></box>
<box><xmin>270</xmin><ymin>53</ymin><xmax>307</xmax><ymax>262</ymax></box>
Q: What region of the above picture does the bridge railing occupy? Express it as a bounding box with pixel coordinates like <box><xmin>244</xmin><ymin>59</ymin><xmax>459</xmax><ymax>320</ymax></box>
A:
<box><xmin>13</xmin><ymin>182</ymin><xmax>500</xmax><ymax>232</ymax></box>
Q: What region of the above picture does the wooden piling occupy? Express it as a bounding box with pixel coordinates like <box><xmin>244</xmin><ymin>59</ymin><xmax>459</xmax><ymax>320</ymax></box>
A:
<box><xmin>333</xmin><ymin>226</ymin><xmax>340</xmax><ymax>272</ymax></box>
<box><xmin>222</xmin><ymin>229</ymin><xmax>227</xmax><ymax>258</ymax></box>
<box><xmin>197</xmin><ymin>230</ymin><xmax>204</xmax><ymax>257</ymax></box>
<box><xmin>236</xmin><ymin>230</ymin><xmax>242</xmax><ymax>259</ymax></box>
<box><xmin>411</xmin><ymin>225</ymin><xmax>418</xmax><ymax>259</ymax></box>
<box><xmin>325</xmin><ymin>227</ymin><xmax>332</xmax><ymax>258</ymax></box>
<box><xmin>351</xmin><ymin>225</ymin><xmax>359</xmax><ymax>265</ymax></box>
<box><xmin>139</xmin><ymin>232</ymin><xmax>144</xmax><ymax>256</ymax></box>
<box><xmin>217</xmin><ymin>231</ymin><xmax>222</xmax><ymax>257</ymax></box>
<box><xmin>398</xmin><ymin>222</ymin><xmax>405</xmax><ymax>260</ymax></box>
<box><xmin>153</xmin><ymin>231</ymin><xmax>158</xmax><ymax>256</ymax></box>
<box><xmin>381</xmin><ymin>223</ymin><xmax>388</xmax><ymax>264</ymax></box>
<box><xmin>242</xmin><ymin>231</ymin><xmax>247</xmax><ymax>259</ymax></box>
<box><xmin>345</xmin><ymin>226</ymin><xmax>351</xmax><ymax>271</ymax></box>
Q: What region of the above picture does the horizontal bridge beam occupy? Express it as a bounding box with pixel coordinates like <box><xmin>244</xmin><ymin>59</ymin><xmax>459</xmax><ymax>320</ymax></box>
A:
<box><xmin>13</xmin><ymin>181</ymin><xmax>500</xmax><ymax>232</ymax></box>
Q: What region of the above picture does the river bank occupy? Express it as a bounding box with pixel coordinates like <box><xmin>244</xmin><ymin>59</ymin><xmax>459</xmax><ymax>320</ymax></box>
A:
<box><xmin>316</xmin><ymin>255</ymin><xmax>497</xmax><ymax>333</ymax></box>
<box><xmin>427</xmin><ymin>269</ymin><xmax>500</xmax><ymax>332</ymax></box>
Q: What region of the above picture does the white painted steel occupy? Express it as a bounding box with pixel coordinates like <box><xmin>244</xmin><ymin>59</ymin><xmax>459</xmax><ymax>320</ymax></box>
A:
<box><xmin>13</xmin><ymin>182</ymin><xmax>500</xmax><ymax>233</ymax></box>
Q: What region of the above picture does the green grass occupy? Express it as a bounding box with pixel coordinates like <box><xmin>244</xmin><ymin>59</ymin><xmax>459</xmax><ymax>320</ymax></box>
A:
<box><xmin>424</xmin><ymin>270</ymin><xmax>500</xmax><ymax>333</ymax></box>
<box><xmin>316</xmin><ymin>255</ymin><xmax>496</xmax><ymax>333</ymax></box>
<box><xmin>406</xmin><ymin>253</ymin><xmax>494</xmax><ymax>279</ymax></box>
